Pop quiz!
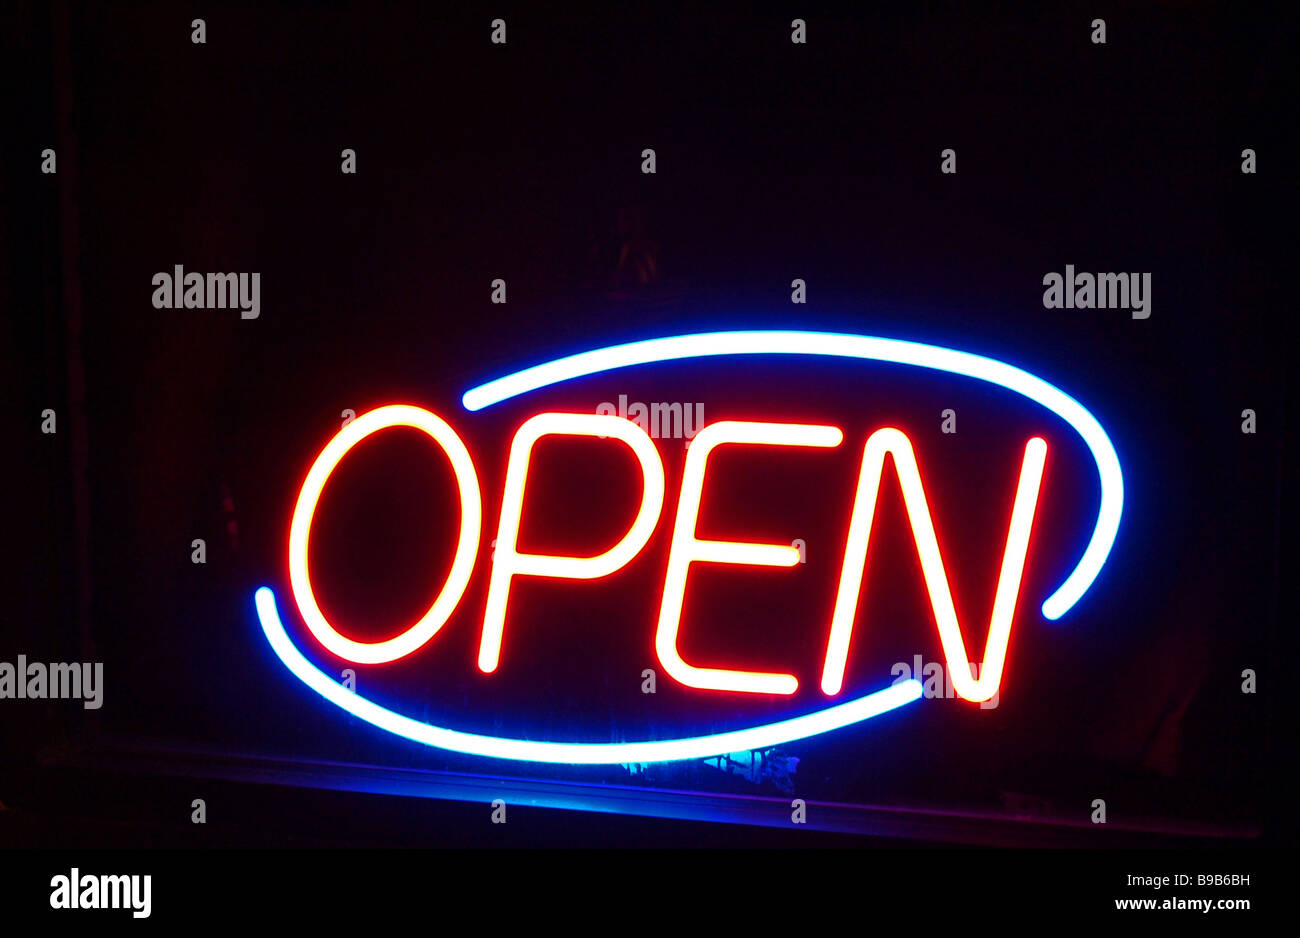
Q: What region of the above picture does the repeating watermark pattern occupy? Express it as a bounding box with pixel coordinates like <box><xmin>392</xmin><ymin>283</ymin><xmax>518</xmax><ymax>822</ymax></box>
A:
<box><xmin>1042</xmin><ymin>266</ymin><xmax>1151</xmax><ymax>319</ymax></box>
<box><xmin>891</xmin><ymin>655</ymin><xmax>999</xmax><ymax>709</ymax></box>
<box><xmin>596</xmin><ymin>395</ymin><xmax>704</xmax><ymax>441</ymax></box>
<box><xmin>0</xmin><ymin>656</ymin><xmax>103</xmax><ymax>709</ymax></box>
<box><xmin>151</xmin><ymin>265</ymin><xmax>260</xmax><ymax>319</ymax></box>
<box><xmin>49</xmin><ymin>869</ymin><xmax>151</xmax><ymax>919</ymax></box>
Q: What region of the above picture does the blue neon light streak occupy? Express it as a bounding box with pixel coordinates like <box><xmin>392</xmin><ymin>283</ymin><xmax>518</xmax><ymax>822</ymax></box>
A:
<box><xmin>255</xmin><ymin>587</ymin><xmax>922</xmax><ymax>764</ymax></box>
<box><xmin>460</xmin><ymin>330</ymin><xmax>1123</xmax><ymax>620</ymax></box>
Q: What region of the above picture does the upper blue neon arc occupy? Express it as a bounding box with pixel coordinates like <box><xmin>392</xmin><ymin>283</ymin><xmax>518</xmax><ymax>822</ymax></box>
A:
<box><xmin>460</xmin><ymin>329</ymin><xmax>1123</xmax><ymax>620</ymax></box>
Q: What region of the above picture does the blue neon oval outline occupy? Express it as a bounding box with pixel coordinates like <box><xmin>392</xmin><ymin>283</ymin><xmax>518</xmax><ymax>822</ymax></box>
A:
<box><xmin>255</xmin><ymin>587</ymin><xmax>922</xmax><ymax>764</ymax></box>
<box><xmin>461</xmin><ymin>330</ymin><xmax>1123</xmax><ymax>620</ymax></box>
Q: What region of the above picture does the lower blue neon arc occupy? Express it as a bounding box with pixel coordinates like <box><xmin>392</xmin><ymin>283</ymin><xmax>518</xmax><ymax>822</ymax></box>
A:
<box><xmin>460</xmin><ymin>330</ymin><xmax>1124</xmax><ymax>620</ymax></box>
<box><xmin>254</xmin><ymin>587</ymin><xmax>923</xmax><ymax>764</ymax></box>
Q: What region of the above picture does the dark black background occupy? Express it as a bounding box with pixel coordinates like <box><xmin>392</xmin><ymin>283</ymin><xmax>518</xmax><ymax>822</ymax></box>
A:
<box><xmin>2</xmin><ymin>1</ymin><xmax>1287</xmax><ymax>848</ymax></box>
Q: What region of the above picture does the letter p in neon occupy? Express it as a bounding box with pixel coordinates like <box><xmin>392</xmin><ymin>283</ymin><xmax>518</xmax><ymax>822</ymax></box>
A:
<box><xmin>479</xmin><ymin>413</ymin><xmax>666</xmax><ymax>673</ymax></box>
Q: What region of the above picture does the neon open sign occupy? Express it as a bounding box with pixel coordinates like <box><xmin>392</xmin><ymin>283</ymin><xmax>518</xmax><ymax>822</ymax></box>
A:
<box><xmin>254</xmin><ymin>330</ymin><xmax>1124</xmax><ymax>764</ymax></box>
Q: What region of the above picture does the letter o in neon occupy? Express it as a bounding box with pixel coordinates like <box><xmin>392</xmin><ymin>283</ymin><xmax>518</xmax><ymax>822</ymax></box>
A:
<box><xmin>288</xmin><ymin>404</ymin><xmax>482</xmax><ymax>664</ymax></box>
